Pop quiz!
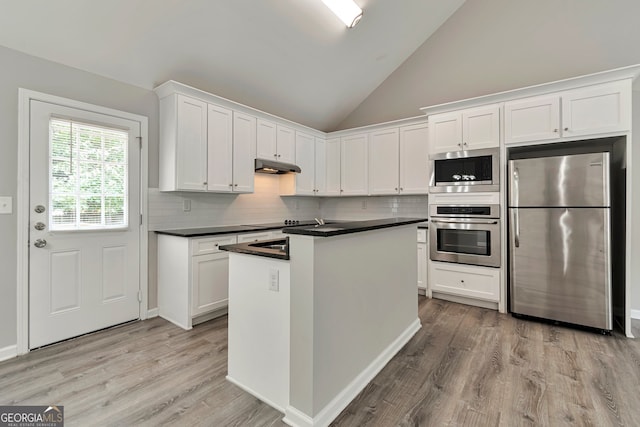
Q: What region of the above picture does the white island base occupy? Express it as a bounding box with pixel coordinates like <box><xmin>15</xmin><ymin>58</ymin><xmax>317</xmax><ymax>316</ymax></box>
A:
<box><xmin>226</xmin><ymin>223</ymin><xmax>421</xmax><ymax>427</ymax></box>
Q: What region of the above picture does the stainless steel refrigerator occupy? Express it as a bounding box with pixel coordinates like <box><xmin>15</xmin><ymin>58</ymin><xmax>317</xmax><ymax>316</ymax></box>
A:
<box><xmin>508</xmin><ymin>152</ymin><xmax>612</xmax><ymax>330</ymax></box>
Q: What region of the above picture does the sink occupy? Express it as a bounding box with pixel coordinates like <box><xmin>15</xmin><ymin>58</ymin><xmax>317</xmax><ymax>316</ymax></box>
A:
<box><xmin>310</xmin><ymin>226</ymin><xmax>344</xmax><ymax>232</ymax></box>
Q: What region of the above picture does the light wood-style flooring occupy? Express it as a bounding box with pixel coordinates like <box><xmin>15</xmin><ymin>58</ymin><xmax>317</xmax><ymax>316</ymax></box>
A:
<box><xmin>1</xmin><ymin>297</ymin><xmax>639</xmax><ymax>426</ymax></box>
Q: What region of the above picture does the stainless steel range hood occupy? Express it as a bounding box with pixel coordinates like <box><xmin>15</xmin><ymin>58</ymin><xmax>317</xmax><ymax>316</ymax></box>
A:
<box><xmin>255</xmin><ymin>159</ymin><xmax>301</xmax><ymax>174</ymax></box>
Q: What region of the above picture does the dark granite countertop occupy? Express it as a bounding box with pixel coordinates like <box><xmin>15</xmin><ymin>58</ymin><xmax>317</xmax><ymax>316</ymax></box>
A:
<box><xmin>283</xmin><ymin>217</ymin><xmax>428</xmax><ymax>237</ymax></box>
<box><xmin>155</xmin><ymin>221</ymin><xmax>318</xmax><ymax>237</ymax></box>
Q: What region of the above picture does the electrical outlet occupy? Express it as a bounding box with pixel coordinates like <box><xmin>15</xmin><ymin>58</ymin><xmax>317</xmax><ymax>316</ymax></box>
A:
<box><xmin>183</xmin><ymin>199</ymin><xmax>191</xmax><ymax>212</ymax></box>
<box><xmin>269</xmin><ymin>268</ymin><xmax>279</xmax><ymax>292</ymax></box>
<box><xmin>0</xmin><ymin>196</ymin><xmax>12</xmax><ymax>214</ymax></box>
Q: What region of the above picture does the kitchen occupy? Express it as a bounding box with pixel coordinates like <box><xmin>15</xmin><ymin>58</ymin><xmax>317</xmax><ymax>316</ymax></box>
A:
<box><xmin>2</xmin><ymin>1</ymin><xmax>640</xmax><ymax>426</ymax></box>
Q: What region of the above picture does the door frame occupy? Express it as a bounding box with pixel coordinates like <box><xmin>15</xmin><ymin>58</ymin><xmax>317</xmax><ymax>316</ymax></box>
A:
<box><xmin>16</xmin><ymin>89</ymin><xmax>149</xmax><ymax>355</ymax></box>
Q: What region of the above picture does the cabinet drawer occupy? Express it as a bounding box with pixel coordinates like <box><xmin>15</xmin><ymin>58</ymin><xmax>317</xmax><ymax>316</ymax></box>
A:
<box><xmin>191</xmin><ymin>235</ymin><xmax>237</xmax><ymax>255</ymax></box>
<box><xmin>238</xmin><ymin>230</ymin><xmax>278</xmax><ymax>243</ymax></box>
<box><xmin>417</xmin><ymin>229</ymin><xmax>427</xmax><ymax>243</ymax></box>
<box><xmin>429</xmin><ymin>261</ymin><xmax>499</xmax><ymax>302</ymax></box>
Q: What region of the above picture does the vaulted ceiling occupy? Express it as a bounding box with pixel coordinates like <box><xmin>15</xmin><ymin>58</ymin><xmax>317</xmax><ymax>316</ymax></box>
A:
<box><xmin>0</xmin><ymin>0</ymin><xmax>465</xmax><ymax>131</ymax></box>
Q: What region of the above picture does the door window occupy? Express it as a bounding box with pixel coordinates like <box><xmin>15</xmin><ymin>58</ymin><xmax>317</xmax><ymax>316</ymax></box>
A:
<box><xmin>49</xmin><ymin>118</ymin><xmax>129</xmax><ymax>230</ymax></box>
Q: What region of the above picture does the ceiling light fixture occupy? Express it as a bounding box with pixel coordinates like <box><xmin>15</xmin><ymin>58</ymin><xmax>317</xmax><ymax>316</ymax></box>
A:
<box><xmin>321</xmin><ymin>0</ymin><xmax>363</xmax><ymax>28</ymax></box>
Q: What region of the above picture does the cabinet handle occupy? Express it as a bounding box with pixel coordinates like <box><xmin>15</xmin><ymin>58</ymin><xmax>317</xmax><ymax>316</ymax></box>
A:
<box><xmin>463</xmin><ymin>142</ymin><xmax>468</xmax><ymax>147</ymax></box>
<box><xmin>229</xmin><ymin>184</ymin><xmax>233</xmax><ymax>187</ymax></box>
<box><xmin>395</xmin><ymin>187</ymin><xmax>398</xmax><ymax>191</ymax></box>
<box><xmin>214</xmin><ymin>243</ymin><xmax>219</xmax><ymax>247</ymax></box>
<box><xmin>340</xmin><ymin>189</ymin><xmax>344</xmax><ymax>193</ymax></box>
<box><xmin>564</xmin><ymin>127</ymin><xmax>569</xmax><ymax>131</ymax></box>
<box><xmin>203</xmin><ymin>182</ymin><xmax>207</xmax><ymax>185</ymax></box>
<box><xmin>234</xmin><ymin>184</ymin><xmax>238</xmax><ymax>187</ymax></box>
<box><xmin>400</xmin><ymin>187</ymin><xmax>403</xmax><ymax>191</ymax></box>
<box><xmin>274</xmin><ymin>154</ymin><xmax>278</xmax><ymax>158</ymax></box>
<box><xmin>277</xmin><ymin>154</ymin><xmax>281</xmax><ymax>158</ymax></box>
<box><xmin>553</xmin><ymin>128</ymin><xmax>559</xmax><ymax>133</ymax></box>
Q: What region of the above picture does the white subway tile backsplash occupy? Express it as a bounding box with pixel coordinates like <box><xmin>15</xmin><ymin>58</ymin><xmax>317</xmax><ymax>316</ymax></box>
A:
<box><xmin>149</xmin><ymin>174</ymin><xmax>428</xmax><ymax>230</ymax></box>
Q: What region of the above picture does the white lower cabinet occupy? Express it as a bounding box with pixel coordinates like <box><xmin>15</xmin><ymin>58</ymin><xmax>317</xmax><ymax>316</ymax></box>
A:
<box><xmin>417</xmin><ymin>229</ymin><xmax>428</xmax><ymax>293</ymax></box>
<box><xmin>429</xmin><ymin>261</ymin><xmax>499</xmax><ymax>302</ymax></box>
<box><xmin>158</xmin><ymin>234</ymin><xmax>237</xmax><ymax>330</ymax></box>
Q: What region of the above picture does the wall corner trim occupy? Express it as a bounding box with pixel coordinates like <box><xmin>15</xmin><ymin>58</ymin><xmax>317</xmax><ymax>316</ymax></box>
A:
<box><xmin>0</xmin><ymin>345</ymin><xmax>18</xmax><ymax>363</ymax></box>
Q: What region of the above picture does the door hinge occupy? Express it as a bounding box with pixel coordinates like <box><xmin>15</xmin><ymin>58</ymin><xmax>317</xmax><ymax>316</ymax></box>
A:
<box><xmin>137</xmin><ymin>291</ymin><xmax>142</xmax><ymax>303</ymax></box>
<box><xmin>136</xmin><ymin>136</ymin><xmax>142</xmax><ymax>149</ymax></box>
<box><xmin>140</xmin><ymin>214</ymin><xmax>143</xmax><ymax>225</ymax></box>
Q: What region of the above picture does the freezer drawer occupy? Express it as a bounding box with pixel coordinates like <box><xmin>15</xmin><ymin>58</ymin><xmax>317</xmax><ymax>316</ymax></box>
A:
<box><xmin>509</xmin><ymin>207</ymin><xmax>611</xmax><ymax>330</ymax></box>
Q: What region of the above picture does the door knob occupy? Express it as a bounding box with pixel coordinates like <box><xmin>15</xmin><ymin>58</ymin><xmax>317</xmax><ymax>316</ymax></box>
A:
<box><xmin>34</xmin><ymin>205</ymin><xmax>45</xmax><ymax>213</ymax></box>
<box><xmin>34</xmin><ymin>239</ymin><xmax>47</xmax><ymax>248</ymax></box>
<box><xmin>34</xmin><ymin>222</ymin><xmax>46</xmax><ymax>231</ymax></box>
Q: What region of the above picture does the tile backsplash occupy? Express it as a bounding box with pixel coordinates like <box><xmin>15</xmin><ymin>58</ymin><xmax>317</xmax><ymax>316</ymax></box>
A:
<box><xmin>149</xmin><ymin>174</ymin><xmax>429</xmax><ymax>231</ymax></box>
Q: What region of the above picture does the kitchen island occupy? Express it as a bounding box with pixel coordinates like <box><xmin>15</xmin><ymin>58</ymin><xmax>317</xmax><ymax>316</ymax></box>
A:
<box><xmin>220</xmin><ymin>218</ymin><xmax>425</xmax><ymax>427</ymax></box>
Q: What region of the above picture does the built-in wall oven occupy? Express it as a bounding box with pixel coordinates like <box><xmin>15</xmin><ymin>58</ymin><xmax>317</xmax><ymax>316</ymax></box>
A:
<box><xmin>430</xmin><ymin>148</ymin><xmax>499</xmax><ymax>193</ymax></box>
<box><xmin>429</xmin><ymin>204</ymin><xmax>501</xmax><ymax>268</ymax></box>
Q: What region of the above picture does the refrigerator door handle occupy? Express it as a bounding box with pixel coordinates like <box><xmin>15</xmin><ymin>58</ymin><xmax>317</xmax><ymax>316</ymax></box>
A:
<box><xmin>512</xmin><ymin>166</ymin><xmax>520</xmax><ymax>247</ymax></box>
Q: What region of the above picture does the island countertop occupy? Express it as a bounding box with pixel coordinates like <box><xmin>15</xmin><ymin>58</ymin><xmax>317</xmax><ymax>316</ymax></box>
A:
<box><xmin>283</xmin><ymin>217</ymin><xmax>427</xmax><ymax>237</ymax></box>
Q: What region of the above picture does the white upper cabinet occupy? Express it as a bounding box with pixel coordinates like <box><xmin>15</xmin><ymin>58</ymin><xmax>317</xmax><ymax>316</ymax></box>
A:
<box><xmin>159</xmin><ymin>93</ymin><xmax>255</xmax><ymax>193</ymax></box>
<box><xmin>256</xmin><ymin>119</ymin><xmax>277</xmax><ymax>160</ymax></box>
<box><xmin>276</xmin><ymin>125</ymin><xmax>296</xmax><ymax>164</ymax></box>
<box><xmin>315</xmin><ymin>137</ymin><xmax>327</xmax><ymax>195</ymax></box>
<box><xmin>232</xmin><ymin>112</ymin><xmax>256</xmax><ymax>193</ymax></box>
<box><xmin>399</xmin><ymin>122</ymin><xmax>430</xmax><ymax>194</ymax></box>
<box><xmin>505</xmin><ymin>80</ymin><xmax>631</xmax><ymax>145</ymax></box>
<box><xmin>206</xmin><ymin>104</ymin><xmax>233</xmax><ymax>192</ymax></box>
<box><xmin>340</xmin><ymin>133</ymin><xmax>368</xmax><ymax>196</ymax></box>
<box><xmin>294</xmin><ymin>131</ymin><xmax>316</xmax><ymax>195</ymax></box>
<box><xmin>325</xmin><ymin>137</ymin><xmax>341</xmax><ymax>196</ymax></box>
<box><xmin>256</xmin><ymin>119</ymin><xmax>296</xmax><ymax>164</ymax></box>
<box><xmin>504</xmin><ymin>95</ymin><xmax>560</xmax><ymax>144</ymax></box>
<box><xmin>368</xmin><ymin>128</ymin><xmax>400</xmax><ymax>195</ymax></box>
<box><xmin>429</xmin><ymin>104</ymin><xmax>500</xmax><ymax>153</ymax></box>
<box><xmin>160</xmin><ymin>94</ymin><xmax>208</xmax><ymax>191</ymax></box>
<box><xmin>562</xmin><ymin>80</ymin><xmax>631</xmax><ymax>138</ymax></box>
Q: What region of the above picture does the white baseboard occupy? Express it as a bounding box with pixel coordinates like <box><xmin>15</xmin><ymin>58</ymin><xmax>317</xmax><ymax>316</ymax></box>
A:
<box><xmin>284</xmin><ymin>318</ymin><xmax>422</xmax><ymax>427</ymax></box>
<box><xmin>0</xmin><ymin>345</ymin><xmax>18</xmax><ymax>362</ymax></box>
<box><xmin>631</xmin><ymin>309</ymin><xmax>640</xmax><ymax>320</ymax></box>
<box><xmin>147</xmin><ymin>308</ymin><xmax>159</xmax><ymax>318</ymax></box>
<box><xmin>226</xmin><ymin>375</ymin><xmax>285</xmax><ymax>414</ymax></box>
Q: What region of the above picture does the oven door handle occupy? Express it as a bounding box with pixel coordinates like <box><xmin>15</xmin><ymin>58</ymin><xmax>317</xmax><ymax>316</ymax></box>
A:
<box><xmin>430</xmin><ymin>218</ymin><xmax>499</xmax><ymax>225</ymax></box>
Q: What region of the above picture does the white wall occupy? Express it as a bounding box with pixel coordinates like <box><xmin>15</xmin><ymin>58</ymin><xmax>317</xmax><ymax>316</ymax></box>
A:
<box><xmin>0</xmin><ymin>45</ymin><xmax>158</xmax><ymax>350</ymax></box>
<box><xmin>337</xmin><ymin>0</ymin><xmax>640</xmax><ymax>130</ymax></box>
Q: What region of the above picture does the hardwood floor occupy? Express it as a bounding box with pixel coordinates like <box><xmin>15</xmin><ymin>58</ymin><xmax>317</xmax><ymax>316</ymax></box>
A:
<box><xmin>1</xmin><ymin>297</ymin><xmax>639</xmax><ymax>426</ymax></box>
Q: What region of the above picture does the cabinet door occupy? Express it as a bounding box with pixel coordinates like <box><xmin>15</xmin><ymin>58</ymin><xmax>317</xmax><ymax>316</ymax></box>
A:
<box><xmin>295</xmin><ymin>131</ymin><xmax>316</xmax><ymax>195</ymax></box>
<box><xmin>462</xmin><ymin>105</ymin><xmax>500</xmax><ymax>149</ymax></box>
<box><xmin>429</xmin><ymin>111</ymin><xmax>462</xmax><ymax>153</ymax></box>
<box><xmin>192</xmin><ymin>252</ymin><xmax>230</xmax><ymax>316</ymax></box>
<box><xmin>256</xmin><ymin>119</ymin><xmax>277</xmax><ymax>160</ymax></box>
<box><xmin>340</xmin><ymin>134</ymin><xmax>369</xmax><ymax>196</ymax></box>
<box><xmin>504</xmin><ymin>95</ymin><xmax>560</xmax><ymax>144</ymax></box>
<box><xmin>368</xmin><ymin>128</ymin><xmax>399</xmax><ymax>195</ymax></box>
<box><xmin>325</xmin><ymin>137</ymin><xmax>341</xmax><ymax>196</ymax></box>
<box><xmin>276</xmin><ymin>125</ymin><xmax>296</xmax><ymax>164</ymax></box>
<box><xmin>232</xmin><ymin>112</ymin><xmax>256</xmax><ymax>193</ymax></box>
<box><xmin>176</xmin><ymin>95</ymin><xmax>208</xmax><ymax>190</ymax></box>
<box><xmin>562</xmin><ymin>80</ymin><xmax>631</xmax><ymax>138</ymax></box>
<box><xmin>314</xmin><ymin>138</ymin><xmax>327</xmax><ymax>195</ymax></box>
<box><xmin>399</xmin><ymin>122</ymin><xmax>429</xmax><ymax>194</ymax></box>
<box><xmin>207</xmin><ymin>104</ymin><xmax>233</xmax><ymax>192</ymax></box>
<box><xmin>417</xmin><ymin>243</ymin><xmax>427</xmax><ymax>291</ymax></box>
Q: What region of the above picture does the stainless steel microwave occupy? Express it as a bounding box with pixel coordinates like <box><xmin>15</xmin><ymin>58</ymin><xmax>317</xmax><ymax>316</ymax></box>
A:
<box><xmin>429</xmin><ymin>148</ymin><xmax>499</xmax><ymax>193</ymax></box>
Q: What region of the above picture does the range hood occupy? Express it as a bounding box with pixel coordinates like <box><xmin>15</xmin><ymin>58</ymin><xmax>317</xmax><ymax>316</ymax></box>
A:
<box><xmin>255</xmin><ymin>159</ymin><xmax>301</xmax><ymax>174</ymax></box>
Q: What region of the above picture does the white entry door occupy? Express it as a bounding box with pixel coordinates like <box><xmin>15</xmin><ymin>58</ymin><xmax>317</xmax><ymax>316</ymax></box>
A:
<box><xmin>29</xmin><ymin>100</ymin><xmax>141</xmax><ymax>349</ymax></box>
